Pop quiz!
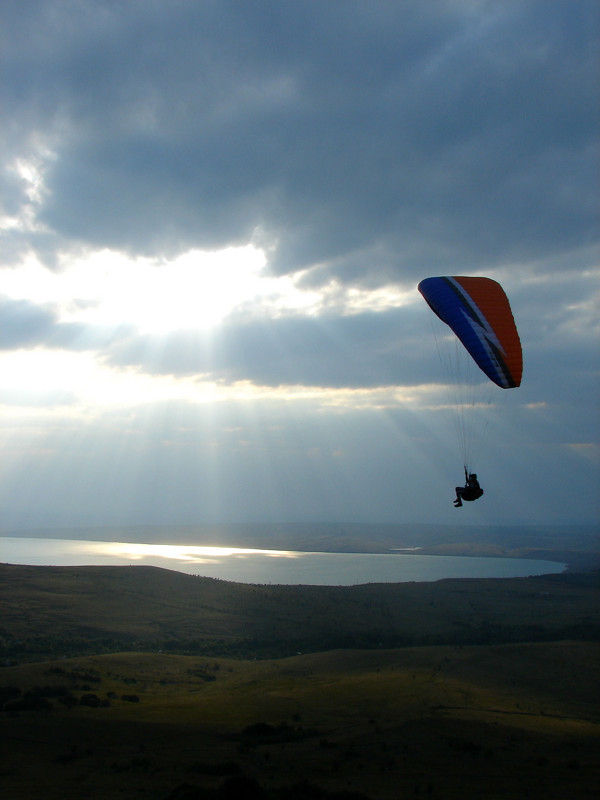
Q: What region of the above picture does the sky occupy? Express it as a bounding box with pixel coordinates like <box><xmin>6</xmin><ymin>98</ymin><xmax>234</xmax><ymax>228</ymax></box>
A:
<box><xmin>1</xmin><ymin>0</ymin><xmax>598</xmax><ymax>532</ymax></box>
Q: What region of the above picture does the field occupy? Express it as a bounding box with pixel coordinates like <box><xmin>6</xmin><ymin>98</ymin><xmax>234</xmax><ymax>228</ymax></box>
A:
<box><xmin>1</xmin><ymin>562</ymin><xmax>599</xmax><ymax>799</ymax></box>
<box><xmin>1</xmin><ymin>644</ymin><xmax>599</xmax><ymax>799</ymax></box>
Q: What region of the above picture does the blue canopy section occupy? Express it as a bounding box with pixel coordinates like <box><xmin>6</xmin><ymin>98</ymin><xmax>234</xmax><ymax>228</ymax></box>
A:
<box><xmin>417</xmin><ymin>276</ymin><xmax>517</xmax><ymax>388</ymax></box>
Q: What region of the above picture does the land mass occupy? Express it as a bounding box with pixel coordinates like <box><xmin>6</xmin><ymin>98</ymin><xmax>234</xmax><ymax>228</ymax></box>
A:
<box><xmin>1</xmin><ymin>561</ymin><xmax>598</xmax><ymax>799</ymax></box>
<box><xmin>1</xmin><ymin>564</ymin><xmax>599</xmax><ymax>662</ymax></box>
<box><xmin>2</xmin><ymin>642</ymin><xmax>599</xmax><ymax>800</ymax></box>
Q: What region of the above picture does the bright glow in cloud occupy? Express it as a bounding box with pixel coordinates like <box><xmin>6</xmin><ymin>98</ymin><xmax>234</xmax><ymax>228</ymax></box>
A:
<box><xmin>1</xmin><ymin>152</ymin><xmax>54</xmax><ymax>234</ymax></box>
<box><xmin>0</xmin><ymin>348</ymin><xmax>218</xmax><ymax>411</ymax></box>
<box><xmin>0</xmin><ymin>342</ymin><xmax>435</xmax><ymax>418</ymax></box>
<box><xmin>1</xmin><ymin>246</ymin><xmax>415</xmax><ymax>337</ymax></box>
<box><xmin>2</xmin><ymin>247</ymin><xmax>272</xmax><ymax>332</ymax></box>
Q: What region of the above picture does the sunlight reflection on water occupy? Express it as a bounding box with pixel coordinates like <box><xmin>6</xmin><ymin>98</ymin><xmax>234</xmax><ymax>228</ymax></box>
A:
<box><xmin>83</xmin><ymin>541</ymin><xmax>300</xmax><ymax>563</ymax></box>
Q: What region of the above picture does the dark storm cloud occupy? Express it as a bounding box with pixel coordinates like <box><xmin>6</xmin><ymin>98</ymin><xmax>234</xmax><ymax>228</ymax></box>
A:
<box><xmin>3</xmin><ymin>0</ymin><xmax>598</xmax><ymax>281</ymax></box>
<box><xmin>0</xmin><ymin>295</ymin><xmax>126</xmax><ymax>352</ymax></box>
<box><xmin>0</xmin><ymin>290</ymin><xmax>437</xmax><ymax>390</ymax></box>
<box><xmin>101</xmin><ymin>307</ymin><xmax>439</xmax><ymax>389</ymax></box>
<box><xmin>0</xmin><ymin>297</ymin><xmax>57</xmax><ymax>349</ymax></box>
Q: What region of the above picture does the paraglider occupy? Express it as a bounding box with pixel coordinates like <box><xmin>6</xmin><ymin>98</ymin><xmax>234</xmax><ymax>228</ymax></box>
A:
<box><xmin>454</xmin><ymin>469</ymin><xmax>483</xmax><ymax>507</ymax></box>
<box><xmin>418</xmin><ymin>276</ymin><xmax>522</xmax><ymax>506</ymax></box>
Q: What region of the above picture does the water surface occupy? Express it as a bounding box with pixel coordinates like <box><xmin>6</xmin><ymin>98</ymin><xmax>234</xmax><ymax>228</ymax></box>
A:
<box><xmin>0</xmin><ymin>536</ymin><xmax>565</xmax><ymax>585</ymax></box>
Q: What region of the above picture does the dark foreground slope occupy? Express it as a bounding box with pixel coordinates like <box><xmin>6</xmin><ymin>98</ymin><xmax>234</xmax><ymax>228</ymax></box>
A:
<box><xmin>1</xmin><ymin>644</ymin><xmax>598</xmax><ymax>800</ymax></box>
<box><xmin>0</xmin><ymin>564</ymin><xmax>598</xmax><ymax>661</ymax></box>
<box><xmin>1</xmin><ymin>566</ymin><xmax>599</xmax><ymax>799</ymax></box>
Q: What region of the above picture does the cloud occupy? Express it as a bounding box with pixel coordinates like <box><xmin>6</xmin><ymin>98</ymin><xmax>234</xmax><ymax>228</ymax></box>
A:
<box><xmin>2</xmin><ymin>1</ymin><xmax>598</xmax><ymax>283</ymax></box>
<box><xmin>99</xmin><ymin>307</ymin><xmax>434</xmax><ymax>389</ymax></box>
<box><xmin>0</xmin><ymin>297</ymin><xmax>58</xmax><ymax>349</ymax></box>
<box><xmin>0</xmin><ymin>295</ymin><xmax>125</xmax><ymax>353</ymax></box>
<box><xmin>3</xmin><ymin>268</ymin><xmax>598</xmax><ymax>406</ymax></box>
<box><xmin>1</xmin><ymin>1</ymin><xmax>598</xmax><ymax>529</ymax></box>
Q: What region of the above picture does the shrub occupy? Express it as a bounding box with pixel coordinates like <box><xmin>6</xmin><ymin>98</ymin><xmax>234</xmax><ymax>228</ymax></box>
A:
<box><xmin>0</xmin><ymin>687</ymin><xmax>21</xmax><ymax>709</ymax></box>
<box><xmin>80</xmin><ymin>693</ymin><xmax>101</xmax><ymax>707</ymax></box>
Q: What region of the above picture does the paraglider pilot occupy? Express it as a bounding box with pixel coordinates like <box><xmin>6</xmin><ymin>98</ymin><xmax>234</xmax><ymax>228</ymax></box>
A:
<box><xmin>454</xmin><ymin>469</ymin><xmax>483</xmax><ymax>507</ymax></box>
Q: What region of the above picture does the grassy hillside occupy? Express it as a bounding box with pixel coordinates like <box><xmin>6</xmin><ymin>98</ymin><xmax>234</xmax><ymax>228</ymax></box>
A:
<box><xmin>1</xmin><ymin>644</ymin><xmax>598</xmax><ymax>799</ymax></box>
<box><xmin>1</xmin><ymin>564</ymin><xmax>598</xmax><ymax>798</ymax></box>
<box><xmin>0</xmin><ymin>563</ymin><xmax>598</xmax><ymax>662</ymax></box>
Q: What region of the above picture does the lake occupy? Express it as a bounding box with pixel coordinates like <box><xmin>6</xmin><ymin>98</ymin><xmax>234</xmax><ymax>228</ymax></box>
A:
<box><xmin>0</xmin><ymin>536</ymin><xmax>566</xmax><ymax>585</ymax></box>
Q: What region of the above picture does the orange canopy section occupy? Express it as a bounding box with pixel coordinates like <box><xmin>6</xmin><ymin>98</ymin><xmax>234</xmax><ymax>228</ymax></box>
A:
<box><xmin>418</xmin><ymin>276</ymin><xmax>522</xmax><ymax>388</ymax></box>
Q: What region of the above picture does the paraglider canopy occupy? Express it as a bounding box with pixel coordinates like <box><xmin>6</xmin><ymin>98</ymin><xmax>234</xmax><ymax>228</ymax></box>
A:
<box><xmin>418</xmin><ymin>276</ymin><xmax>522</xmax><ymax>389</ymax></box>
